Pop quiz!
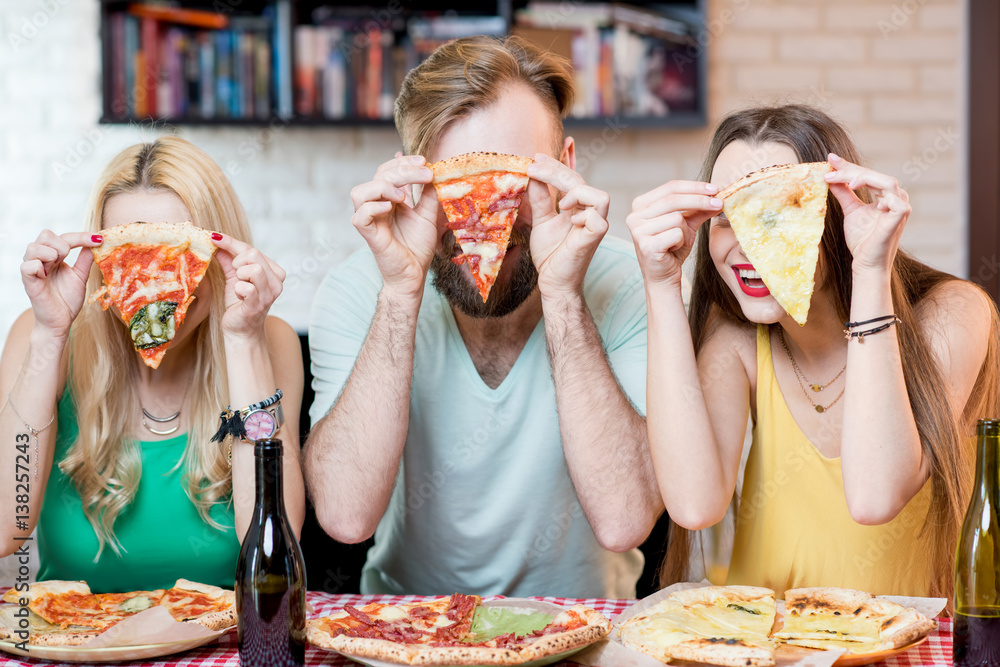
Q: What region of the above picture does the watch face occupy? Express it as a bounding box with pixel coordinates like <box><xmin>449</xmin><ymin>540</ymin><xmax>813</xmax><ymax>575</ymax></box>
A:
<box><xmin>244</xmin><ymin>410</ymin><xmax>276</xmax><ymax>441</ymax></box>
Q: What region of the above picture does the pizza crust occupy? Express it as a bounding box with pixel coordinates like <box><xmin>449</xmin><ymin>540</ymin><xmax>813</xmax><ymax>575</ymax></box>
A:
<box><xmin>308</xmin><ymin>600</ymin><xmax>610</xmax><ymax>666</ymax></box>
<box><xmin>779</xmin><ymin>587</ymin><xmax>936</xmax><ymax>649</ymax></box>
<box><xmin>2</xmin><ymin>581</ymin><xmax>91</xmax><ymax>606</ymax></box>
<box><xmin>92</xmin><ymin>221</ymin><xmax>216</xmax><ymax>263</ymax></box>
<box><xmin>429</xmin><ymin>152</ymin><xmax>533</xmax><ymax>184</ymax></box>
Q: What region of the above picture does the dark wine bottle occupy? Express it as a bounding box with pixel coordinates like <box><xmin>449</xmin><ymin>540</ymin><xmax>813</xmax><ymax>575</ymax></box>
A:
<box><xmin>954</xmin><ymin>419</ymin><xmax>1000</xmax><ymax>666</ymax></box>
<box><xmin>236</xmin><ymin>438</ymin><xmax>307</xmax><ymax>667</ymax></box>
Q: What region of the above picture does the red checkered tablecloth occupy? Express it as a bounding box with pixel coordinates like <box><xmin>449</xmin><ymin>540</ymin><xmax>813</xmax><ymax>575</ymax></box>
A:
<box><xmin>0</xmin><ymin>593</ymin><xmax>953</xmax><ymax>666</ymax></box>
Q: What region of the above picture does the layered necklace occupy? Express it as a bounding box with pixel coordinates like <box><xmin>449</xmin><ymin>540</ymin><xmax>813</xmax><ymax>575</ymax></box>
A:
<box><xmin>141</xmin><ymin>375</ymin><xmax>195</xmax><ymax>436</ymax></box>
<box><xmin>777</xmin><ymin>327</ymin><xmax>847</xmax><ymax>414</ymax></box>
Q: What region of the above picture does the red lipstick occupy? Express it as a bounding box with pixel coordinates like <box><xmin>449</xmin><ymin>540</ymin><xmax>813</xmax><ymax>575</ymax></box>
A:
<box><xmin>732</xmin><ymin>264</ymin><xmax>771</xmax><ymax>297</ymax></box>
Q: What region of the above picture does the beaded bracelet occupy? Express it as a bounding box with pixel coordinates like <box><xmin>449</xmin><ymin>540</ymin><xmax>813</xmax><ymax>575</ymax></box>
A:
<box><xmin>211</xmin><ymin>389</ymin><xmax>283</xmax><ymax>444</ymax></box>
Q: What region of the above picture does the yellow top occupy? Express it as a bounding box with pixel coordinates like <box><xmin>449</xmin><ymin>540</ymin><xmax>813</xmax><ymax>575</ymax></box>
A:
<box><xmin>726</xmin><ymin>326</ymin><xmax>934</xmax><ymax>597</ymax></box>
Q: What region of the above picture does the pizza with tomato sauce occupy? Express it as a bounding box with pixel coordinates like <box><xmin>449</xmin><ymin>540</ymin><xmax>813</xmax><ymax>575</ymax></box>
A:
<box><xmin>0</xmin><ymin>579</ymin><xmax>235</xmax><ymax>646</ymax></box>
<box><xmin>306</xmin><ymin>593</ymin><xmax>611</xmax><ymax>665</ymax></box>
<box><xmin>88</xmin><ymin>221</ymin><xmax>217</xmax><ymax>369</ymax></box>
<box><xmin>429</xmin><ymin>152</ymin><xmax>533</xmax><ymax>302</ymax></box>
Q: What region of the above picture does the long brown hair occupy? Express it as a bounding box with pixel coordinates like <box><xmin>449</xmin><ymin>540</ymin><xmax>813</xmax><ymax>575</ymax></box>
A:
<box><xmin>659</xmin><ymin>104</ymin><xmax>1000</xmax><ymax>599</ymax></box>
<box><xmin>63</xmin><ymin>137</ymin><xmax>253</xmax><ymax>557</ymax></box>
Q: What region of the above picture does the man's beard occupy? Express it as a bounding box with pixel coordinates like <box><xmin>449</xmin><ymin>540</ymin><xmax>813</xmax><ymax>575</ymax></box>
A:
<box><xmin>430</xmin><ymin>228</ymin><xmax>537</xmax><ymax>318</ymax></box>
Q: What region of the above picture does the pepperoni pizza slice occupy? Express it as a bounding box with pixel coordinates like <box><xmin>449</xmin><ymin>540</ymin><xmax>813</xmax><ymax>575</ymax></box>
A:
<box><xmin>429</xmin><ymin>152</ymin><xmax>533</xmax><ymax>302</ymax></box>
<box><xmin>88</xmin><ymin>221</ymin><xmax>216</xmax><ymax>369</ymax></box>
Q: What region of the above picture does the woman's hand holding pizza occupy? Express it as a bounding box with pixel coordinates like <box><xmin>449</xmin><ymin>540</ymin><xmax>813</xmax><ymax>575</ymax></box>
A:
<box><xmin>825</xmin><ymin>153</ymin><xmax>910</xmax><ymax>275</ymax></box>
<box><xmin>20</xmin><ymin>230</ymin><xmax>103</xmax><ymax>340</ymax></box>
<box><xmin>626</xmin><ymin>181</ymin><xmax>723</xmax><ymax>291</ymax></box>
<box><xmin>526</xmin><ymin>154</ymin><xmax>610</xmax><ymax>299</ymax></box>
<box><xmin>350</xmin><ymin>154</ymin><xmax>439</xmax><ymax>299</ymax></box>
<box><xmin>211</xmin><ymin>235</ymin><xmax>286</xmax><ymax>339</ymax></box>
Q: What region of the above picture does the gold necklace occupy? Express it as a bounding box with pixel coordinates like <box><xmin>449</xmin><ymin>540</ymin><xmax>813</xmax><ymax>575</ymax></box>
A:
<box><xmin>777</xmin><ymin>328</ymin><xmax>847</xmax><ymax>414</ymax></box>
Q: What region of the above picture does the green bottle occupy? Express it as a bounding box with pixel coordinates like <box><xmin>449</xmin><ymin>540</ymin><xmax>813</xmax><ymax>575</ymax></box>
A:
<box><xmin>954</xmin><ymin>419</ymin><xmax>1000</xmax><ymax>666</ymax></box>
<box><xmin>236</xmin><ymin>439</ymin><xmax>306</xmax><ymax>667</ymax></box>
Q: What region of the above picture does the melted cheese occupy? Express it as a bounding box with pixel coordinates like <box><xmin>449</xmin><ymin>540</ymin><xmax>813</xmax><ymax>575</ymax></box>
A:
<box><xmin>436</xmin><ymin>181</ymin><xmax>474</xmax><ymax>200</ymax></box>
<box><xmin>494</xmin><ymin>172</ymin><xmax>528</xmax><ymax>192</ymax></box>
<box><xmin>776</xmin><ymin>613</ymin><xmax>880</xmax><ymax>642</ymax></box>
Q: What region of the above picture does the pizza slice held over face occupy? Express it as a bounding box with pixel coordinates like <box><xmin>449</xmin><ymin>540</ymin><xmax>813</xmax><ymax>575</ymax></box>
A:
<box><xmin>88</xmin><ymin>221</ymin><xmax>216</xmax><ymax>369</ymax></box>
<box><xmin>719</xmin><ymin>162</ymin><xmax>832</xmax><ymax>326</ymax></box>
<box><xmin>429</xmin><ymin>152</ymin><xmax>533</xmax><ymax>303</ymax></box>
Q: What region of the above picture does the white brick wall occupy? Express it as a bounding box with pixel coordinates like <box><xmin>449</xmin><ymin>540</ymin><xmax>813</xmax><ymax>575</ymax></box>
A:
<box><xmin>0</xmin><ymin>0</ymin><xmax>970</xmax><ymax>589</ymax></box>
<box><xmin>0</xmin><ymin>0</ymin><xmax>967</xmax><ymax>344</ymax></box>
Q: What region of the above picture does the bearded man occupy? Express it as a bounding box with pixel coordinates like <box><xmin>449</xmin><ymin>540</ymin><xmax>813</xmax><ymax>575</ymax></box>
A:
<box><xmin>304</xmin><ymin>35</ymin><xmax>661</xmax><ymax>598</ymax></box>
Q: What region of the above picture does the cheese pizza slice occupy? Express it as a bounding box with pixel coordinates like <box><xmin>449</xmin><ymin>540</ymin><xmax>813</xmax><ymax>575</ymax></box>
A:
<box><xmin>89</xmin><ymin>221</ymin><xmax>216</xmax><ymax>369</ymax></box>
<box><xmin>429</xmin><ymin>152</ymin><xmax>533</xmax><ymax>302</ymax></box>
<box><xmin>719</xmin><ymin>162</ymin><xmax>832</xmax><ymax>325</ymax></box>
<box><xmin>776</xmin><ymin>587</ymin><xmax>937</xmax><ymax>653</ymax></box>
<box><xmin>618</xmin><ymin>585</ymin><xmax>777</xmax><ymax>667</ymax></box>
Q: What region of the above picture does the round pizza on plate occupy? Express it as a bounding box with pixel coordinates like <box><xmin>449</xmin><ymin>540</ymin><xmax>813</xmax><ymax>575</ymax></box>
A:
<box><xmin>307</xmin><ymin>593</ymin><xmax>611</xmax><ymax>666</ymax></box>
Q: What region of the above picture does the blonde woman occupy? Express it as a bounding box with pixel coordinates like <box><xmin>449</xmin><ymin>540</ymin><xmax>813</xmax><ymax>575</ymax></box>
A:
<box><xmin>0</xmin><ymin>137</ymin><xmax>304</xmax><ymax>592</ymax></box>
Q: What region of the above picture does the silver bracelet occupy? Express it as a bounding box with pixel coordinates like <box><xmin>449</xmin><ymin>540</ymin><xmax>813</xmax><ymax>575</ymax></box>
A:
<box><xmin>7</xmin><ymin>390</ymin><xmax>55</xmax><ymax>480</ymax></box>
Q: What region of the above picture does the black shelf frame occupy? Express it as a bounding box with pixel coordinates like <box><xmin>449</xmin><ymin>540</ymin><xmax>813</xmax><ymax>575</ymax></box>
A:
<box><xmin>98</xmin><ymin>0</ymin><xmax>708</xmax><ymax>130</ymax></box>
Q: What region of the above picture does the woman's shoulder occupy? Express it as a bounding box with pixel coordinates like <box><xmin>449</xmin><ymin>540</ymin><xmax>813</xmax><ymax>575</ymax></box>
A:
<box><xmin>699</xmin><ymin>313</ymin><xmax>757</xmax><ymax>372</ymax></box>
<box><xmin>915</xmin><ymin>278</ymin><xmax>995</xmax><ymax>340</ymax></box>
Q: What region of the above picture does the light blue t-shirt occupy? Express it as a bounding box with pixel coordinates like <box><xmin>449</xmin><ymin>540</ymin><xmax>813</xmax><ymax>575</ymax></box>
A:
<box><xmin>309</xmin><ymin>236</ymin><xmax>647</xmax><ymax>599</ymax></box>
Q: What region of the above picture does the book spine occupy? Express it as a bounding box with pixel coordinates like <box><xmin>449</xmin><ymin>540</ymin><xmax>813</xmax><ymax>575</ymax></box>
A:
<box><xmin>141</xmin><ymin>16</ymin><xmax>158</xmax><ymax>117</ymax></box>
<box><xmin>124</xmin><ymin>15</ymin><xmax>138</xmax><ymax>117</ymax></box>
<box><xmin>199</xmin><ymin>32</ymin><xmax>215</xmax><ymax>118</ymax></box>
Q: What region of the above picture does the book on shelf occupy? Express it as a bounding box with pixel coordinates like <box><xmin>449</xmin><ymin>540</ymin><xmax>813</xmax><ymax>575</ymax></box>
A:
<box><xmin>105</xmin><ymin>1</ymin><xmax>291</xmax><ymax>121</ymax></box>
<box><xmin>104</xmin><ymin>1</ymin><xmax>703</xmax><ymax>124</ymax></box>
<box><xmin>514</xmin><ymin>1</ymin><xmax>699</xmax><ymax>119</ymax></box>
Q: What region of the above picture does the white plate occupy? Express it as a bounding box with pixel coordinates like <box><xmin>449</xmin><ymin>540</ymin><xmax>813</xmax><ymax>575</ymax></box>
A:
<box><xmin>0</xmin><ymin>632</ymin><xmax>226</xmax><ymax>663</ymax></box>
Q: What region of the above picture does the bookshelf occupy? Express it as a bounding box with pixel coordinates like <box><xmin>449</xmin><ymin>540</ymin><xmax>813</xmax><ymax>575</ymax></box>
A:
<box><xmin>99</xmin><ymin>1</ymin><xmax>707</xmax><ymax>129</ymax></box>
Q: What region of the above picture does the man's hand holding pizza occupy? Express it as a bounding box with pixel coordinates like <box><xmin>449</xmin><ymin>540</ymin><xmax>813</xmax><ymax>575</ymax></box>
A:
<box><xmin>526</xmin><ymin>153</ymin><xmax>610</xmax><ymax>300</ymax></box>
<box><xmin>350</xmin><ymin>154</ymin><xmax>439</xmax><ymax>301</ymax></box>
<box><xmin>20</xmin><ymin>230</ymin><xmax>103</xmax><ymax>341</ymax></box>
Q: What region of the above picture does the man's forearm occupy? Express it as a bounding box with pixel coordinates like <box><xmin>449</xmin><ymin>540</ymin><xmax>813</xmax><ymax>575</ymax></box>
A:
<box><xmin>543</xmin><ymin>293</ymin><xmax>662</xmax><ymax>552</ymax></box>
<box><xmin>305</xmin><ymin>289</ymin><xmax>420</xmax><ymax>543</ymax></box>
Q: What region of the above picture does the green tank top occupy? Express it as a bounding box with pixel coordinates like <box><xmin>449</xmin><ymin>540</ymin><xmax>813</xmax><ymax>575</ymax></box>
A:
<box><xmin>37</xmin><ymin>390</ymin><xmax>239</xmax><ymax>593</ymax></box>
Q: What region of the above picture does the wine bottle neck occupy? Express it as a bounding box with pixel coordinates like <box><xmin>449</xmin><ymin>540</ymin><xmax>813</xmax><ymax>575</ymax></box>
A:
<box><xmin>973</xmin><ymin>433</ymin><xmax>999</xmax><ymax>493</ymax></box>
<box><xmin>254</xmin><ymin>452</ymin><xmax>284</xmax><ymax>513</ymax></box>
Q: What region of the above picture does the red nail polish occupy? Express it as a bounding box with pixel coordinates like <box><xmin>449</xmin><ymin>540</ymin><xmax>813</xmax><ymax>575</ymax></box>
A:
<box><xmin>212</xmin><ymin>232</ymin><xmax>223</xmax><ymax>241</ymax></box>
<box><xmin>91</xmin><ymin>234</ymin><xmax>103</xmax><ymax>243</ymax></box>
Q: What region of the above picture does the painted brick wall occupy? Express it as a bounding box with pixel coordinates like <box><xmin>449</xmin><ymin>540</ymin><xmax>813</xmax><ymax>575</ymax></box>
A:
<box><xmin>0</xmin><ymin>0</ymin><xmax>966</xmax><ymax>581</ymax></box>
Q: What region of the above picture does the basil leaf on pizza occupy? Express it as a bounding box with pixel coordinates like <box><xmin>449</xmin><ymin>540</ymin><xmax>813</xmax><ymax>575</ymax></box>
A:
<box><xmin>718</xmin><ymin>162</ymin><xmax>832</xmax><ymax>326</ymax></box>
<box><xmin>306</xmin><ymin>593</ymin><xmax>611</xmax><ymax>665</ymax></box>
<box><xmin>429</xmin><ymin>152</ymin><xmax>533</xmax><ymax>303</ymax></box>
<box><xmin>88</xmin><ymin>221</ymin><xmax>216</xmax><ymax>369</ymax></box>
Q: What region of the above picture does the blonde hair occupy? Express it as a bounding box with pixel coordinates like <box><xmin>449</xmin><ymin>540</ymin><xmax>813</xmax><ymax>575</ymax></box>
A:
<box><xmin>62</xmin><ymin>136</ymin><xmax>253</xmax><ymax>557</ymax></box>
<box><xmin>394</xmin><ymin>35</ymin><xmax>575</xmax><ymax>157</ymax></box>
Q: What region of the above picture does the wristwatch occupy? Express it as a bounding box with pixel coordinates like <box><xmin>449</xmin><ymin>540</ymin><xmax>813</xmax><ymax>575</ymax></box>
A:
<box><xmin>241</xmin><ymin>402</ymin><xmax>284</xmax><ymax>441</ymax></box>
